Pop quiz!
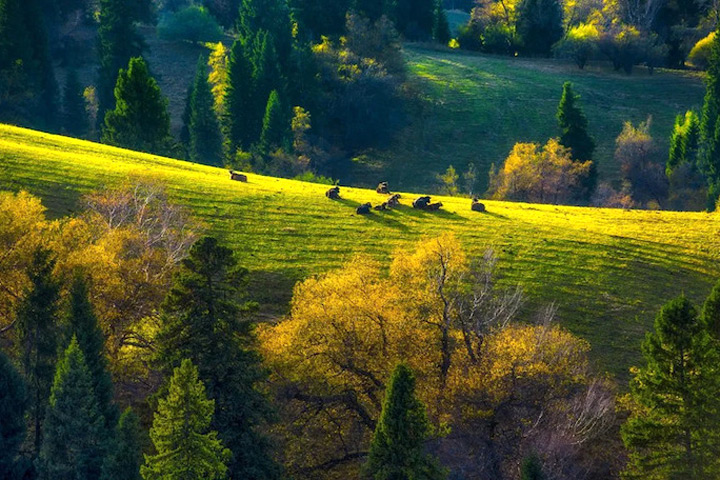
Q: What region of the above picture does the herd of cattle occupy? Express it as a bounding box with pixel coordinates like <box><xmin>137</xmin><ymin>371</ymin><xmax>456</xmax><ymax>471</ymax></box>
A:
<box><xmin>325</xmin><ymin>182</ymin><xmax>486</xmax><ymax>215</ymax></box>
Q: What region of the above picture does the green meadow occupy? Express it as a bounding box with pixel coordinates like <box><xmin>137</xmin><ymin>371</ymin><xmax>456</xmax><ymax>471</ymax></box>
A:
<box><xmin>1</xmin><ymin>124</ymin><xmax>719</xmax><ymax>378</ymax></box>
<box><xmin>355</xmin><ymin>45</ymin><xmax>707</xmax><ymax>192</ymax></box>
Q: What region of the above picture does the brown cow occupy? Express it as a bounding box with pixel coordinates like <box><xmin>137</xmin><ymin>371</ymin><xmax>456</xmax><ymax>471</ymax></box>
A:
<box><xmin>326</xmin><ymin>186</ymin><xmax>340</xmax><ymax>199</ymax></box>
<box><xmin>376</xmin><ymin>182</ymin><xmax>390</xmax><ymax>194</ymax></box>
<box><xmin>387</xmin><ymin>194</ymin><xmax>401</xmax><ymax>207</ymax></box>
<box><xmin>412</xmin><ymin>196</ymin><xmax>431</xmax><ymax>209</ymax></box>
<box><xmin>356</xmin><ymin>203</ymin><xmax>372</xmax><ymax>214</ymax></box>
<box><xmin>229</xmin><ymin>170</ymin><xmax>248</xmax><ymax>182</ymax></box>
<box><xmin>426</xmin><ymin>202</ymin><xmax>443</xmax><ymax>211</ymax></box>
<box><xmin>471</xmin><ymin>200</ymin><xmax>486</xmax><ymax>212</ymax></box>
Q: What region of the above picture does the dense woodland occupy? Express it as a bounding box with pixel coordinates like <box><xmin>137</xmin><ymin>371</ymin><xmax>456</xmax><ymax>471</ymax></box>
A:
<box><xmin>2</xmin><ymin>0</ymin><xmax>720</xmax><ymax>479</ymax></box>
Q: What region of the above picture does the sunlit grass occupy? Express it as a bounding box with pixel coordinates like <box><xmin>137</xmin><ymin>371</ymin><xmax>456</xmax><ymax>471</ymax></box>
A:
<box><xmin>358</xmin><ymin>45</ymin><xmax>706</xmax><ymax>192</ymax></box>
<box><xmin>1</xmin><ymin>124</ymin><xmax>719</xmax><ymax>379</ymax></box>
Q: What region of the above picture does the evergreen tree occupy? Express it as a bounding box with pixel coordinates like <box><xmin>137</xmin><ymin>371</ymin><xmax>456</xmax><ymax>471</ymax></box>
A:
<box><xmin>25</xmin><ymin>0</ymin><xmax>58</xmax><ymax>130</ymax></box>
<box><xmin>180</xmin><ymin>84</ymin><xmax>192</xmax><ymax>154</ymax></box>
<box><xmin>702</xmin><ymin>279</ymin><xmax>720</xmax><ymax>342</ymax></box>
<box><xmin>65</xmin><ymin>273</ymin><xmax>117</xmax><ymax>429</ymax></box>
<box><xmin>622</xmin><ymin>296</ymin><xmax>720</xmax><ymax>479</ymax></box>
<box><xmin>154</xmin><ymin>236</ymin><xmax>281</xmax><ymax>480</ymax></box>
<box><xmin>63</xmin><ymin>70</ymin><xmax>88</xmax><ymax>137</ymax></box>
<box><xmin>237</xmin><ymin>0</ymin><xmax>293</xmax><ymax>71</ymax></box>
<box><xmin>252</xmin><ymin>31</ymin><xmax>286</xmax><ymax>140</ymax></box>
<box><xmin>15</xmin><ymin>248</ymin><xmax>60</xmax><ymax>455</ymax></box>
<box><xmin>188</xmin><ymin>56</ymin><xmax>224</xmax><ymax>166</ymax></box>
<box><xmin>364</xmin><ymin>364</ymin><xmax>445</xmax><ymax>480</ymax></box>
<box><xmin>668</xmin><ymin>110</ymin><xmax>700</xmax><ymax>175</ymax></box>
<box><xmin>557</xmin><ymin>82</ymin><xmax>596</xmax><ymax>198</ymax></box>
<box><xmin>141</xmin><ymin>359</ymin><xmax>231</xmax><ymax>480</ymax></box>
<box><xmin>0</xmin><ymin>350</ymin><xmax>26</xmax><ymax>479</ymax></box>
<box><xmin>700</xmin><ymin>25</ymin><xmax>720</xmax><ymax>208</ymax></box>
<box><xmin>36</xmin><ymin>336</ymin><xmax>107</xmax><ymax>480</ymax></box>
<box><xmin>101</xmin><ymin>408</ymin><xmax>142</xmax><ymax>480</ymax></box>
<box><xmin>432</xmin><ymin>0</ymin><xmax>451</xmax><ymax>45</ymax></box>
<box><xmin>259</xmin><ymin>90</ymin><xmax>289</xmax><ymax>153</ymax></box>
<box><xmin>102</xmin><ymin>57</ymin><xmax>172</xmax><ymax>155</ymax></box>
<box><xmin>97</xmin><ymin>0</ymin><xmax>152</xmax><ymax>122</ymax></box>
<box><xmin>387</xmin><ymin>0</ymin><xmax>434</xmax><ymax>39</ymax></box>
<box><xmin>224</xmin><ymin>38</ymin><xmax>256</xmax><ymax>155</ymax></box>
<box><xmin>520</xmin><ymin>454</ymin><xmax>545</xmax><ymax>480</ymax></box>
<box><xmin>516</xmin><ymin>0</ymin><xmax>563</xmax><ymax>56</ymax></box>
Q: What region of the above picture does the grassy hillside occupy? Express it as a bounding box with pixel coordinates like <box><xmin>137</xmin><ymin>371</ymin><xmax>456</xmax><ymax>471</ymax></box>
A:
<box><xmin>355</xmin><ymin>45</ymin><xmax>706</xmax><ymax>192</ymax></box>
<box><xmin>1</xmin><ymin>124</ymin><xmax>719</xmax><ymax>378</ymax></box>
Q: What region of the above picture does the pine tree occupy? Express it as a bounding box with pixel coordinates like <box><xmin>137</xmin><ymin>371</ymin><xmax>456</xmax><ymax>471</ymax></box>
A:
<box><xmin>65</xmin><ymin>273</ymin><xmax>117</xmax><ymax>429</ymax></box>
<box><xmin>364</xmin><ymin>364</ymin><xmax>445</xmax><ymax>480</ymax></box>
<box><xmin>101</xmin><ymin>408</ymin><xmax>142</xmax><ymax>480</ymax></box>
<box><xmin>621</xmin><ymin>296</ymin><xmax>720</xmax><ymax>479</ymax></box>
<box><xmin>15</xmin><ymin>248</ymin><xmax>60</xmax><ymax>455</ymax></box>
<box><xmin>557</xmin><ymin>82</ymin><xmax>596</xmax><ymax>198</ymax></box>
<box><xmin>180</xmin><ymin>84</ymin><xmax>192</xmax><ymax>154</ymax></box>
<box><xmin>141</xmin><ymin>359</ymin><xmax>230</xmax><ymax>480</ymax></box>
<box><xmin>668</xmin><ymin>110</ymin><xmax>700</xmax><ymax>175</ymax></box>
<box><xmin>154</xmin><ymin>236</ymin><xmax>282</xmax><ymax>480</ymax></box>
<box><xmin>432</xmin><ymin>0</ymin><xmax>451</xmax><ymax>45</ymax></box>
<box><xmin>188</xmin><ymin>56</ymin><xmax>224</xmax><ymax>166</ymax></box>
<box><xmin>63</xmin><ymin>70</ymin><xmax>88</xmax><ymax>137</ymax></box>
<box><xmin>387</xmin><ymin>0</ymin><xmax>434</xmax><ymax>39</ymax></box>
<box><xmin>97</xmin><ymin>0</ymin><xmax>152</xmax><ymax>122</ymax></box>
<box><xmin>260</xmin><ymin>90</ymin><xmax>289</xmax><ymax>153</ymax></box>
<box><xmin>700</xmin><ymin>25</ymin><xmax>720</xmax><ymax>208</ymax></box>
<box><xmin>102</xmin><ymin>57</ymin><xmax>172</xmax><ymax>155</ymax></box>
<box><xmin>252</xmin><ymin>31</ymin><xmax>286</xmax><ymax>140</ymax></box>
<box><xmin>702</xmin><ymin>279</ymin><xmax>720</xmax><ymax>342</ymax></box>
<box><xmin>237</xmin><ymin>0</ymin><xmax>293</xmax><ymax>70</ymax></box>
<box><xmin>520</xmin><ymin>454</ymin><xmax>545</xmax><ymax>480</ymax></box>
<box><xmin>224</xmin><ymin>38</ymin><xmax>256</xmax><ymax>155</ymax></box>
<box><xmin>516</xmin><ymin>0</ymin><xmax>563</xmax><ymax>56</ymax></box>
<box><xmin>36</xmin><ymin>336</ymin><xmax>107</xmax><ymax>480</ymax></box>
<box><xmin>0</xmin><ymin>350</ymin><xmax>26</xmax><ymax>479</ymax></box>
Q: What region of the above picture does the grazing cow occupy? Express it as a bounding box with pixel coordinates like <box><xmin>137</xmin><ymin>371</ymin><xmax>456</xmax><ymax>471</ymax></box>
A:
<box><xmin>376</xmin><ymin>182</ymin><xmax>390</xmax><ymax>194</ymax></box>
<box><xmin>471</xmin><ymin>200</ymin><xmax>486</xmax><ymax>212</ymax></box>
<box><xmin>326</xmin><ymin>186</ymin><xmax>340</xmax><ymax>199</ymax></box>
<box><xmin>229</xmin><ymin>170</ymin><xmax>248</xmax><ymax>182</ymax></box>
<box><xmin>374</xmin><ymin>202</ymin><xmax>388</xmax><ymax>211</ymax></box>
<box><xmin>426</xmin><ymin>202</ymin><xmax>443</xmax><ymax>211</ymax></box>
<box><xmin>413</xmin><ymin>196</ymin><xmax>431</xmax><ymax>209</ymax></box>
<box><xmin>387</xmin><ymin>194</ymin><xmax>401</xmax><ymax>207</ymax></box>
<box><xmin>356</xmin><ymin>203</ymin><xmax>372</xmax><ymax>214</ymax></box>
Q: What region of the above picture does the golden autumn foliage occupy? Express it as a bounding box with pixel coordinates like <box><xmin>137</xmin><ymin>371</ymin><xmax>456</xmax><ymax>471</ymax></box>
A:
<box><xmin>490</xmin><ymin>138</ymin><xmax>592</xmax><ymax>204</ymax></box>
<box><xmin>0</xmin><ymin>186</ymin><xmax>199</xmax><ymax>379</ymax></box>
<box><xmin>260</xmin><ymin>234</ymin><xmax>617</xmax><ymax>479</ymax></box>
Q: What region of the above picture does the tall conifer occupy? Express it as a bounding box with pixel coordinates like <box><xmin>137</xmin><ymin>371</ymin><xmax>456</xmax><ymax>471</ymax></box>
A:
<box><xmin>63</xmin><ymin>70</ymin><xmax>88</xmax><ymax>137</ymax></box>
<box><xmin>101</xmin><ymin>408</ymin><xmax>142</xmax><ymax>480</ymax></box>
<box><xmin>188</xmin><ymin>56</ymin><xmax>224</xmax><ymax>166</ymax></box>
<box><xmin>224</xmin><ymin>39</ymin><xmax>256</xmax><ymax>155</ymax></box>
<box><xmin>0</xmin><ymin>350</ymin><xmax>26</xmax><ymax>479</ymax></box>
<box><xmin>141</xmin><ymin>359</ymin><xmax>230</xmax><ymax>480</ymax></box>
<box><xmin>260</xmin><ymin>90</ymin><xmax>289</xmax><ymax>153</ymax></box>
<box><xmin>15</xmin><ymin>248</ymin><xmax>60</xmax><ymax>455</ymax></box>
<box><xmin>36</xmin><ymin>337</ymin><xmax>107</xmax><ymax>480</ymax></box>
<box><xmin>154</xmin><ymin>237</ymin><xmax>281</xmax><ymax>479</ymax></box>
<box><xmin>557</xmin><ymin>82</ymin><xmax>596</xmax><ymax>198</ymax></box>
<box><xmin>364</xmin><ymin>364</ymin><xmax>445</xmax><ymax>480</ymax></box>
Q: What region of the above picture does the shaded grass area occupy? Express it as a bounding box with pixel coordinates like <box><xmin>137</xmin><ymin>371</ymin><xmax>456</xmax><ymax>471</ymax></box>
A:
<box><xmin>1</xmin><ymin>124</ymin><xmax>719</xmax><ymax>379</ymax></box>
<box><xmin>355</xmin><ymin>45</ymin><xmax>706</xmax><ymax>192</ymax></box>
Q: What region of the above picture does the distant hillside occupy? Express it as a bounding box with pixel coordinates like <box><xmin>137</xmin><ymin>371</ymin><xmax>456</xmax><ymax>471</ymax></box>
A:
<box><xmin>353</xmin><ymin>45</ymin><xmax>706</xmax><ymax>192</ymax></box>
<box><xmin>1</xmin><ymin>124</ymin><xmax>719</xmax><ymax>378</ymax></box>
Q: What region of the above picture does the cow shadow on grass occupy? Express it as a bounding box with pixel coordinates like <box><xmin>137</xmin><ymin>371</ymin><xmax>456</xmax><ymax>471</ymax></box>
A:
<box><xmin>391</xmin><ymin>203</ymin><xmax>463</xmax><ymax>222</ymax></box>
<box><xmin>333</xmin><ymin>198</ymin><xmax>411</xmax><ymax>231</ymax></box>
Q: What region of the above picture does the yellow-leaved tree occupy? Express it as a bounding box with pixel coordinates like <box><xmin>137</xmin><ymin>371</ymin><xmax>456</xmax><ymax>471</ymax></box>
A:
<box><xmin>260</xmin><ymin>234</ymin><xmax>619</xmax><ymax>479</ymax></box>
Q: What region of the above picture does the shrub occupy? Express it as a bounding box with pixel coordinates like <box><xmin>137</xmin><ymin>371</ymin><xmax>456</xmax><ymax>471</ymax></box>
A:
<box><xmin>457</xmin><ymin>21</ymin><xmax>484</xmax><ymax>51</ymax></box>
<box><xmin>482</xmin><ymin>23</ymin><xmax>518</xmax><ymax>54</ymax></box>
<box><xmin>553</xmin><ymin>23</ymin><xmax>600</xmax><ymax>69</ymax></box>
<box><xmin>157</xmin><ymin>6</ymin><xmax>223</xmax><ymax>43</ymax></box>
<box><xmin>489</xmin><ymin>138</ymin><xmax>592</xmax><ymax>204</ymax></box>
<box><xmin>688</xmin><ymin>31</ymin><xmax>715</xmax><ymax>70</ymax></box>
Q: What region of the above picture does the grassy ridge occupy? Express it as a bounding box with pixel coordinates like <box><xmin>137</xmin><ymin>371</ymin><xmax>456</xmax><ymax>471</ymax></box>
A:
<box><xmin>1</xmin><ymin>124</ymin><xmax>719</xmax><ymax>377</ymax></box>
<box><xmin>356</xmin><ymin>46</ymin><xmax>706</xmax><ymax>192</ymax></box>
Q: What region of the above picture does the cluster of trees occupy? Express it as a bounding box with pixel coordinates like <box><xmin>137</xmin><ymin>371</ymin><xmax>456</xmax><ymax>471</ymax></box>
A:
<box><xmin>260</xmin><ymin>234</ymin><xmax>619</xmax><ymax>479</ymax></box>
<box><xmin>0</xmin><ymin>188</ymin><xmax>281</xmax><ymax>479</ymax></box>
<box><xmin>456</xmin><ymin>0</ymin><xmax>716</xmax><ymax>72</ymax></box>
<box><xmin>490</xmin><ymin>82</ymin><xmax>596</xmax><ymax>204</ymax></box>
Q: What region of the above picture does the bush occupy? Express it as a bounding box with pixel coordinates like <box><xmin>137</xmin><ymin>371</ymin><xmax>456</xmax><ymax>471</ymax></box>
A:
<box><xmin>688</xmin><ymin>32</ymin><xmax>715</xmax><ymax>70</ymax></box>
<box><xmin>482</xmin><ymin>24</ymin><xmax>518</xmax><ymax>54</ymax></box>
<box><xmin>157</xmin><ymin>6</ymin><xmax>223</xmax><ymax>43</ymax></box>
<box><xmin>553</xmin><ymin>23</ymin><xmax>600</xmax><ymax>69</ymax></box>
<box><xmin>457</xmin><ymin>21</ymin><xmax>484</xmax><ymax>51</ymax></box>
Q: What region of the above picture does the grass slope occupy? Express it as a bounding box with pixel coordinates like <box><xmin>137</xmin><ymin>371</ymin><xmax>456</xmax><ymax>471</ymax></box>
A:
<box><xmin>1</xmin><ymin>124</ymin><xmax>719</xmax><ymax>378</ymax></box>
<box><xmin>356</xmin><ymin>45</ymin><xmax>706</xmax><ymax>192</ymax></box>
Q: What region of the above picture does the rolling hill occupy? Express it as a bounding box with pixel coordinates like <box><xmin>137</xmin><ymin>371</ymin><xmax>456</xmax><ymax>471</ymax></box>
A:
<box><xmin>1</xmin><ymin>124</ymin><xmax>719</xmax><ymax>379</ymax></box>
<box><xmin>354</xmin><ymin>45</ymin><xmax>706</xmax><ymax>192</ymax></box>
